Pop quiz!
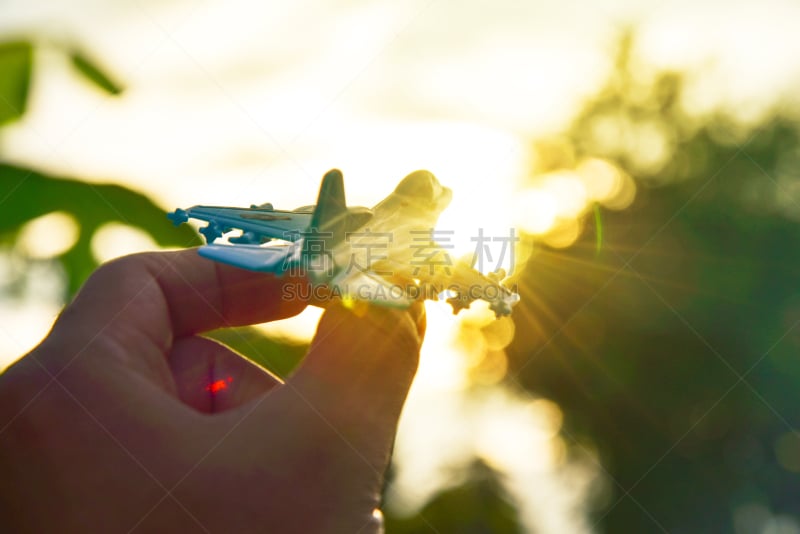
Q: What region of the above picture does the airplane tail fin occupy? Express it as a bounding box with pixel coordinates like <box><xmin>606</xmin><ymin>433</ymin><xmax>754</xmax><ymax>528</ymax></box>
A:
<box><xmin>310</xmin><ymin>169</ymin><xmax>348</xmax><ymax>240</ymax></box>
<box><xmin>305</xmin><ymin>169</ymin><xmax>349</xmax><ymax>277</ymax></box>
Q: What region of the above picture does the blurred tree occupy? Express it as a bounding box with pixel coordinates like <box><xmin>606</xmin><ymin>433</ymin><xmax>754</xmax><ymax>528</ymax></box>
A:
<box><xmin>507</xmin><ymin>33</ymin><xmax>800</xmax><ymax>532</ymax></box>
<box><xmin>384</xmin><ymin>460</ymin><xmax>524</xmax><ymax>534</ymax></box>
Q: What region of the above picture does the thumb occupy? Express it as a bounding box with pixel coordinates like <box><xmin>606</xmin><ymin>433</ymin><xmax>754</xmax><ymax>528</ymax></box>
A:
<box><xmin>215</xmin><ymin>303</ymin><xmax>425</xmax><ymax>532</ymax></box>
<box><xmin>274</xmin><ymin>302</ymin><xmax>425</xmax><ymax>466</ymax></box>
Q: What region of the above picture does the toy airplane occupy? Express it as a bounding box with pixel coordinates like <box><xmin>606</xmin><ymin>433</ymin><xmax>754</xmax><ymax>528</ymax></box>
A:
<box><xmin>167</xmin><ymin>169</ymin><xmax>520</xmax><ymax>317</ymax></box>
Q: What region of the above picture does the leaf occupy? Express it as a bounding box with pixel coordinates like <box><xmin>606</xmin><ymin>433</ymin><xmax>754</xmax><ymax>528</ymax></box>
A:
<box><xmin>0</xmin><ymin>41</ymin><xmax>33</xmax><ymax>126</ymax></box>
<box><xmin>593</xmin><ymin>202</ymin><xmax>603</xmax><ymax>255</ymax></box>
<box><xmin>206</xmin><ymin>327</ymin><xmax>308</xmax><ymax>378</ymax></box>
<box><xmin>0</xmin><ymin>163</ymin><xmax>201</xmax><ymax>295</ymax></box>
<box><xmin>69</xmin><ymin>50</ymin><xmax>123</xmax><ymax>95</ymax></box>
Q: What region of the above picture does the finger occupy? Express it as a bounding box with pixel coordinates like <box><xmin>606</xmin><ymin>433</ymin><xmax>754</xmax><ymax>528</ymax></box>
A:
<box><xmin>51</xmin><ymin>249</ymin><xmax>309</xmax><ymax>353</ymax></box>
<box><xmin>261</xmin><ymin>302</ymin><xmax>425</xmax><ymax>469</ymax></box>
<box><xmin>292</xmin><ymin>301</ymin><xmax>425</xmax><ymax>413</ymax></box>
<box><xmin>168</xmin><ymin>336</ymin><xmax>282</xmax><ymax>413</ymax></box>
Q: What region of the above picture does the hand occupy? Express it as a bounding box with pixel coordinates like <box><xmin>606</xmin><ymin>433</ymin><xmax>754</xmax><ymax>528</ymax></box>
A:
<box><xmin>0</xmin><ymin>249</ymin><xmax>425</xmax><ymax>533</ymax></box>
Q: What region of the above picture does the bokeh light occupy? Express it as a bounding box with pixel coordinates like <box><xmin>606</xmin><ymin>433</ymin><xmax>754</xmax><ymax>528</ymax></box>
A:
<box><xmin>90</xmin><ymin>222</ymin><xmax>159</xmax><ymax>263</ymax></box>
<box><xmin>17</xmin><ymin>211</ymin><xmax>80</xmax><ymax>259</ymax></box>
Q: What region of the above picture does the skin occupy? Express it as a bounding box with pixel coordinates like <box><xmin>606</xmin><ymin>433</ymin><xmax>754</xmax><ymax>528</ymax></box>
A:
<box><xmin>0</xmin><ymin>249</ymin><xmax>425</xmax><ymax>533</ymax></box>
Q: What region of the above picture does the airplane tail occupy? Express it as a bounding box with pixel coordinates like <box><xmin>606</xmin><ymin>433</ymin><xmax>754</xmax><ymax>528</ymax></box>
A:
<box><xmin>305</xmin><ymin>169</ymin><xmax>349</xmax><ymax>277</ymax></box>
<box><xmin>310</xmin><ymin>169</ymin><xmax>349</xmax><ymax>240</ymax></box>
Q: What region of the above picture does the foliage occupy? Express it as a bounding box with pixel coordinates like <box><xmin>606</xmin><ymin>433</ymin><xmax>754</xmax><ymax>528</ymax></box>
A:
<box><xmin>0</xmin><ymin>41</ymin><xmax>32</xmax><ymax>126</ymax></box>
<box><xmin>68</xmin><ymin>49</ymin><xmax>123</xmax><ymax>96</ymax></box>
<box><xmin>385</xmin><ymin>460</ymin><xmax>524</xmax><ymax>534</ymax></box>
<box><xmin>506</xmin><ymin>35</ymin><xmax>800</xmax><ymax>532</ymax></box>
<box><xmin>206</xmin><ymin>327</ymin><xmax>308</xmax><ymax>379</ymax></box>
<box><xmin>0</xmin><ymin>163</ymin><xmax>202</xmax><ymax>295</ymax></box>
<box><xmin>0</xmin><ymin>38</ymin><xmax>303</xmax><ymax>386</ymax></box>
<box><xmin>0</xmin><ymin>39</ymin><xmax>182</xmax><ymax>295</ymax></box>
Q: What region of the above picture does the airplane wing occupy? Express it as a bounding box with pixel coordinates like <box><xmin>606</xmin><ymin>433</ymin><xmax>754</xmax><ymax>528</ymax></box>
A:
<box><xmin>167</xmin><ymin>205</ymin><xmax>311</xmax><ymax>243</ymax></box>
<box><xmin>420</xmin><ymin>259</ymin><xmax>520</xmax><ymax>317</ymax></box>
<box><xmin>197</xmin><ymin>243</ymin><xmax>298</xmax><ymax>273</ymax></box>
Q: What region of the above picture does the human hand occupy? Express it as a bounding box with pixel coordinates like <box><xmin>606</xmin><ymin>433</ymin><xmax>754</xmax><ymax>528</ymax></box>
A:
<box><xmin>0</xmin><ymin>249</ymin><xmax>425</xmax><ymax>533</ymax></box>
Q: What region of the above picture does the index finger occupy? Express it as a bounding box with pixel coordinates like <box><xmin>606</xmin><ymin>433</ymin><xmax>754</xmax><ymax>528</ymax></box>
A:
<box><xmin>54</xmin><ymin>249</ymin><xmax>308</xmax><ymax>351</ymax></box>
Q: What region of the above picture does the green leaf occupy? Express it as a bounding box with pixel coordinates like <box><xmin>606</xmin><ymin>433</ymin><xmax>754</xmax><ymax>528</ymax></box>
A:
<box><xmin>0</xmin><ymin>163</ymin><xmax>201</xmax><ymax>295</ymax></box>
<box><xmin>593</xmin><ymin>202</ymin><xmax>603</xmax><ymax>255</ymax></box>
<box><xmin>0</xmin><ymin>41</ymin><xmax>33</xmax><ymax>126</ymax></box>
<box><xmin>69</xmin><ymin>50</ymin><xmax>123</xmax><ymax>95</ymax></box>
<box><xmin>206</xmin><ymin>327</ymin><xmax>308</xmax><ymax>378</ymax></box>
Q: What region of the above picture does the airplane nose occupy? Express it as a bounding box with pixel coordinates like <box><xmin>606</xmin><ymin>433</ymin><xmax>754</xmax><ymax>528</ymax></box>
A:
<box><xmin>387</xmin><ymin>170</ymin><xmax>451</xmax><ymax>214</ymax></box>
<box><xmin>395</xmin><ymin>170</ymin><xmax>438</xmax><ymax>200</ymax></box>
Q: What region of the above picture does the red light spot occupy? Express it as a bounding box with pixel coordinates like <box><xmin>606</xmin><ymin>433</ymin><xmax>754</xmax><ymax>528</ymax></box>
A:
<box><xmin>227</xmin><ymin>376</ymin><xmax>233</xmax><ymax>383</ymax></box>
<box><xmin>206</xmin><ymin>379</ymin><xmax>228</xmax><ymax>394</ymax></box>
